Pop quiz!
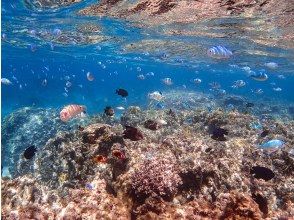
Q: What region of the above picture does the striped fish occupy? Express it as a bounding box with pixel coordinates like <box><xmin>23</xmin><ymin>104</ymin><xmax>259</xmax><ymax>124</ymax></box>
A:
<box><xmin>60</xmin><ymin>104</ymin><xmax>86</xmax><ymax>122</ymax></box>
<box><xmin>207</xmin><ymin>46</ymin><xmax>233</xmax><ymax>59</ymax></box>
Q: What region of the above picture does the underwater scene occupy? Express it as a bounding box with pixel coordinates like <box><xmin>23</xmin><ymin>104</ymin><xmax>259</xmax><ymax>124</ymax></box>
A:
<box><xmin>1</xmin><ymin>0</ymin><xmax>294</xmax><ymax>219</ymax></box>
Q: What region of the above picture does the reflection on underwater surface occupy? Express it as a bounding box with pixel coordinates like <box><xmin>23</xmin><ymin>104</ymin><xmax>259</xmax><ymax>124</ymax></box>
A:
<box><xmin>1</xmin><ymin>0</ymin><xmax>294</xmax><ymax>219</ymax></box>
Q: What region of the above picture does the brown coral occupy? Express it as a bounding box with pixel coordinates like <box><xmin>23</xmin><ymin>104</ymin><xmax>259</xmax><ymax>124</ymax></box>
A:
<box><xmin>131</xmin><ymin>157</ymin><xmax>182</xmax><ymax>200</ymax></box>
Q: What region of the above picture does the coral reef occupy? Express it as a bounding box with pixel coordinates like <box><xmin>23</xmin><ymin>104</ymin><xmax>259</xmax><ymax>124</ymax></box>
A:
<box><xmin>1</xmin><ymin>107</ymin><xmax>89</xmax><ymax>177</ymax></box>
<box><xmin>131</xmin><ymin>156</ymin><xmax>182</xmax><ymax>200</ymax></box>
<box><xmin>2</xmin><ymin>105</ymin><xmax>294</xmax><ymax>219</ymax></box>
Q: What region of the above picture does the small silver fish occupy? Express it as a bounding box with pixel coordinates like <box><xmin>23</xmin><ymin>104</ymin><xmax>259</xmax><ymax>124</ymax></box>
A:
<box><xmin>1</xmin><ymin>78</ymin><xmax>12</xmax><ymax>85</ymax></box>
<box><xmin>250</xmin><ymin>72</ymin><xmax>268</xmax><ymax>81</ymax></box>
<box><xmin>162</xmin><ymin>78</ymin><xmax>173</xmax><ymax>85</ymax></box>
<box><xmin>264</xmin><ymin>62</ymin><xmax>278</xmax><ymax>69</ymax></box>
<box><xmin>232</xmin><ymin>80</ymin><xmax>246</xmax><ymax>88</ymax></box>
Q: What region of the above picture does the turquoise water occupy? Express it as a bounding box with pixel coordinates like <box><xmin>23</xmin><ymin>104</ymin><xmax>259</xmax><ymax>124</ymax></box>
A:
<box><xmin>2</xmin><ymin>0</ymin><xmax>294</xmax><ymax>119</ymax></box>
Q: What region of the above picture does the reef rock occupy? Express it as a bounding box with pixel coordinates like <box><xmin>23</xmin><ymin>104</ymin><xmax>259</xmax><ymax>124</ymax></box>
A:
<box><xmin>2</xmin><ymin>109</ymin><xmax>294</xmax><ymax>219</ymax></box>
<box><xmin>1</xmin><ymin>107</ymin><xmax>88</xmax><ymax>177</ymax></box>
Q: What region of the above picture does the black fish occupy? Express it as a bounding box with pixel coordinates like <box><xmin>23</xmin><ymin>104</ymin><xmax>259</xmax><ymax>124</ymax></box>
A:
<box><xmin>23</xmin><ymin>145</ymin><xmax>37</xmax><ymax>160</ymax></box>
<box><xmin>144</xmin><ymin>120</ymin><xmax>159</xmax><ymax>130</ymax></box>
<box><xmin>250</xmin><ymin>166</ymin><xmax>275</xmax><ymax>181</ymax></box>
<box><xmin>246</xmin><ymin>102</ymin><xmax>254</xmax><ymax>108</ymax></box>
<box><xmin>104</xmin><ymin>106</ymin><xmax>115</xmax><ymax>116</ymax></box>
<box><xmin>209</xmin><ymin>125</ymin><xmax>228</xmax><ymax>141</ymax></box>
<box><xmin>260</xmin><ymin>129</ymin><xmax>270</xmax><ymax>138</ymax></box>
<box><xmin>78</xmin><ymin>125</ymin><xmax>84</xmax><ymax>131</ymax></box>
<box><xmin>123</xmin><ymin>125</ymin><xmax>144</xmax><ymax>141</ymax></box>
<box><xmin>116</xmin><ymin>89</ymin><xmax>128</xmax><ymax>97</ymax></box>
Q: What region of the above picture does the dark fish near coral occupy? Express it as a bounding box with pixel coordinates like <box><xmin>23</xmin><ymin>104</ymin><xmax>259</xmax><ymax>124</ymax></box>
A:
<box><xmin>260</xmin><ymin>129</ymin><xmax>270</xmax><ymax>138</ymax></box>
<box><xmin>250</xmin><ymin>166</ymin><xmax>275</xmax><ymax>181</ymax></box>
<box><xmin>78</xmin><ymin>125</ymin><xmax>84</xmax><ymax>131</ymax></box>
<box><xmin>23</xmin><ymin>145</ymin><xmax>37</xmax><ymax>159</ymax></box>
<box><xmin>104</xmin><ymin>106</ymin><xmax>115</xmax><ymax>116</ymax></box>
<box><xmin>167</xmin><ymin>109</ymin><xmax>176</xmax><ymax>118</ymax></box>
<box><xmin>144</xmin><ymin>119</ymin><xmax>159</xmax><ymax>130</ymax></box>
<box><xmin>246</xmin><ymin>102</ymin><xmax>254</xmax><ymax>108</ymax></box>
<box><xmin>116</xmin><ymin>88</ymin><xmax>128</xmax><ymax>97</ymax></box>
<box><xmin>123</xmin><ymin>125</ymin><xmax>144</xmax><ymax>141</ymax></box>
<box><xmin>112</xmin><ymin>150</ymin><xmax>126</xmax><ymax>160</ymax></box>
<box><xmin>209</xmin><ymin>125</ymin><xmax>228</xmax><ymax>141</ymax></box>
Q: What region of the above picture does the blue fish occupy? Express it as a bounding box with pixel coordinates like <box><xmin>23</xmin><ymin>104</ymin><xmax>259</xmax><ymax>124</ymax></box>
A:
<box><xmin>250</xmin><ymin>121</ymin><xmax>262</xmax><ymax>130</ymax></box>
<box><xmin>260</xmin><ymin>139</ymin><xmax>284</xmax><ymax>149</ymax></box>
<box><xmin>53</xmin><ymin>28</ymin><xmax>62</xmax><ymax>36</ymax></box>
<box><xmin>250</xmin><ymin>72</ymin><xmax>268</xmax><ymax>81</ymax></box>
<box><xmin>156</xmin><ymin>102</ymin><xmax>165</xmax><ymax>109</ymax></box>
<box><xmin>85</xmin><ymin>183</ymin><xmax>94</xmax><ymax>190</ymax></box>
<box><xmin>207</xmin><ymin>46</ymin><xmax>233</xmax><ymax>59</ymax></box>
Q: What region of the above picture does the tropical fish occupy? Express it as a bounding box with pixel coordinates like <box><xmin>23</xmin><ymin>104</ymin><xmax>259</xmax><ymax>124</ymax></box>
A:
<box><xmin>156</xmin><ymin>119</ymin><xmax>167</xmax><ymax>126</ymax></box>
<box><xmin>116</xmin><ymin>106</ymin><xmax>125</xmax><ymax>110</ymax></box>
<box><xmin>137</xmin><ymin>74</ymin><xmax>145</xmax><ymax>80</ymax></box>
<box><xmin>148</xmin><ymin>91</ymin><xmax>164</xmax><ymax>101</ymax></box>
<box><xmin>264</xmin><ymin>62</ymin><xmax>278</xmax><ymax>69</ymax></box>
<box><xmin>250</xmin><ymin>166</ymin><xmax>274</xmax><ymax>181</ymax></box>
<box><xmin>1</xmin><ymin>78</ymin><xmax>12</xmax><ymax>85</ymax></box>
<box><xmin>250</xmin><ymin>72</ymin><xmax>268</xmax><ymax>81</ymax></box>
<box><xmin>87</xmin><ymin>72</ymin><xmax>94</xmax><ymax>81</ymax></box>
<box><xmin>93</xmin><ymin>155</ymin><xmax>107</xmax><ymax>164</ymax></box>
<box><xmin>23</xmin><ymin>145</ymin><xmax>37</xmax><ymax>160</ymax></box>
<box><xmin>104</xmin><ymin>106</ymin><xmax>114</xmax><ymax>116</ymax></box>
<box><xmin>250</xmin><ymin>121</ymin><xmax>262</xmax><ymax>130</ymax></box>
<box><xmin>2</xmin><ymin>33</ymin><xmax>7</xmax><ymax>41</ymax></box>
<box><xmin>260</xmin><ymin>129</ymin><xmax>270</xmax><ymax>138</ymax></box>
<box><xmin>85</xmin><ymin>183</ymin><xmax>94</xmax><ymax>190</ymax></box>
<box><xmin>29</xmin><ymin>29</ymin><xmax>37</xmax><ymax>36</ymax></box>
<box><xmin>52</xmin><ymin>28</ymin><xmax>62</xmax><ymax>36</ymax></box>
<box><xmin>42</xmin><ymin>79</ymin><xmax>47</xmax><ymax>86</ymax></box>
<box><xmin>252</xmin><ymin>88</ymin><xmax>263</xmax><ymax>95</ymax></box>
<box><xmin>245</xmin><ymin>102</ymin><xmax>254</xmax><ymax>108</ymax></box>
<box><xmin>207</xmin><ymin>46</ymin><xmax>233</xmax><ymax>59</ymax></box>
<box><xmin>209</xmin><ymin>82</ymin><xmax>221</xmax><ymax>89</ymax></box>
<box><xmin>193</xmin><ymin>78</ymin><xmax>202</xmax><ymax>84</ymax></box>
<box><xmin>66</xmin><ymin>81</ymin><xmax>72</xmax><ymax>88</ymax></box>
<box><xmin>144</xmin><ymin>119</ymin><xmax>160</xmax><ymax>130</ymax></box>
<box><xmin>273</xmin><ymin>87</ymin><xmax>282</xmax><ymax>92</ymax></box>
<box><xmin>1</xmin><ymin>166</ymin><xmax>12</xmax><ymax>178</ymax></box>
<box><xmin>232</xmin><ymin>80</ymin><xmax>246</xmax><ymax>88</ymax></box>
<box><xmin>162</xmin><ymin>78</ymin><xmax>173</xmax><ymax>85</ymax></box>
<box><xmin>116</xmin><ymin>88</ymin><xmax>128</xmax><ymax>97</ymax></box>
<box><xmin>30</xmin><ymin>44</ymin><xmax>37</xmax><ymax>52</ymax></box>
<box><xmin>112</xmin><ymin>150</ymin><xmax>126</xmax><ymax>160</ymax></box>
<box><xmin>60</xmin><ymin>104</ymin><xmax>86</xmax><ymax>122</ymax></box>
<box><xmin>209</xmin><ymin>124</ymin><xmax>228</xmax><ymax>141</ymax></box>
<box><xmin>260</xmin><ymin>139</ymin><xmax>284</xmax><ymax>149</ymax></box>
<box><xmin>155</xmin><ymin>102</ymin><xmax>165</xmax><ymax>109</ymax></box>
<box><xmin>146</xmin><ymin>72</ymin><xmax>154</xmax><ymax>76</ymax></box>
<box><xmin>123</xmin><ymin>126</ymin><xmax>144</xmax><ymax>141</ymax></box>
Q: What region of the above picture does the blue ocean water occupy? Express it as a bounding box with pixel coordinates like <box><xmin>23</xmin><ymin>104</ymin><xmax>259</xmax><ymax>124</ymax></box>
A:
<box><xmin>1</xmin><ymin>0</ymin><xmax>294</xmax><ymax>118</ymax></box>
